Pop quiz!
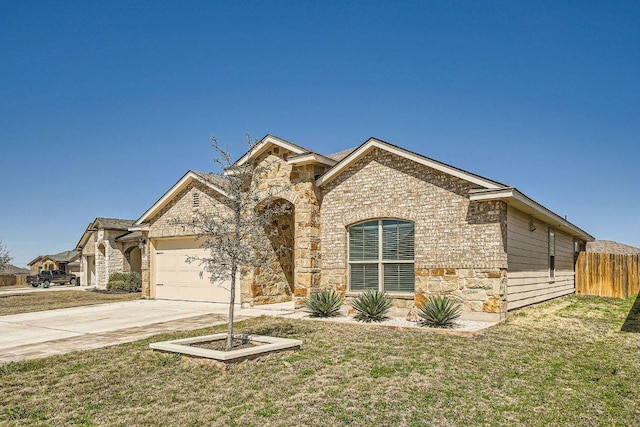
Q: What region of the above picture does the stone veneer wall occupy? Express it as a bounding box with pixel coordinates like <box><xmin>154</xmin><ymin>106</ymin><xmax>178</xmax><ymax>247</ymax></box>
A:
<box><xmin>240</xmin><ymin>147</ymin><xmax>326</xmax><ymax>307</ymax></box>
<box><xmin>320</xmin><ymin>148</ymin><xmax>509</xmax><ymax>319</ymax></box>
<box><xmin>251</xmin><ymin>201</ymin><xmax>295</xmax><ymax>304</ymax></box>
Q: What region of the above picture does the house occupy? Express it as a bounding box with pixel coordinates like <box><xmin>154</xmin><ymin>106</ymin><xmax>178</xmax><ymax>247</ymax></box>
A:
<box><xmin>75</xmin><ymin>218</ymin><xmax>140</xmax><ymax>287</ymax></box>
<box><xmin>28</xmin><ymin>250</ymin><xmax>80</xmax><ymax>276</ymax></box>
<box><xmin>131</xmin><ymin>135</ymin><xmax>594</xmax><ymax>321</ymax></box>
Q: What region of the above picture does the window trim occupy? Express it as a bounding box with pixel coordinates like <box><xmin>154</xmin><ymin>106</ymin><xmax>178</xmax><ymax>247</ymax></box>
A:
<box><xmin>347</xmin><ymin>218</ymin><xmax>415</xmax><ymax>293</ymax></box>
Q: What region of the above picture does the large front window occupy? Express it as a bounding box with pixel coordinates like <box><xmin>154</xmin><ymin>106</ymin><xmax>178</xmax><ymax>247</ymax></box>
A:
<box><xmin>348</xmin><ymin>219</ymin><xmax>415</xmax><ymax>293</ymax></box>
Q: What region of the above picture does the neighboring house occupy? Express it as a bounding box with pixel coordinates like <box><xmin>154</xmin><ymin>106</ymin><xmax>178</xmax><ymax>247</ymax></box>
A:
<box><xmin>586</xmin><ymin>240</ymin><xmax>640</xmax><ymax>255</ymax></box>
<box><xmin>0</xmin><ymin>264</ymin><xmax>30</xmax><ymax>286</ymax></box>
<box><xmin>131</xmin><ymin>135</ymin><xmax>594</xmax><ymax>321</ymax></box>
<box><xmin>75</xmin><ymin>218</ymin><xmax>140</xmax><ymax>288</ymax></box>
<box><xmin>28</xmin><ymin>250</ymin><xmax>80</xmax><ymax>275</ymax></box>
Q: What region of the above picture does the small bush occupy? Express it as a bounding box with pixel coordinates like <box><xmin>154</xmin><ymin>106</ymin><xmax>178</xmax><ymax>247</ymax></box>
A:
<box><xmin>106</xmin><ymin>280</ymin><xmax>128</xmax><ymax>292</ymax></box>
<box><xmin>351</xmin><ymin>290</ymin><xmax>392</xmax><ymax>323</ymax></box>
<box><xmin>106</xmin><ymin>272</ymin><xmax>141</xmax><ymax>293</ymax></box>
<box><xmin>304</xmin><ymin>290</ymin><xmax>343</xmax><ymax>318</ymax></box>
<box><xmin>417</xmin><ymin>295</ymin><xmax>461</xmax><ymax>328</ymax></box>
<box><xmin>124</xmin><ymin>272</ymin><xmax>141</xmax><ymax>292</ymax></box>
<box><xmin>108</xmin><ymin>272</ymin><xmax>127</xmax><ymax>283</ymax></box>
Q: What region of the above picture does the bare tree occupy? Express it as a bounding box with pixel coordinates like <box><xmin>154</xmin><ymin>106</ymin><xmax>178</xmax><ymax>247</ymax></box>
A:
<box><xmin>183</xmin><ymin>136</ymin><xmax>291</xmax><ymax>351</ymax></box>
<box><xmin>0</xmin><ymin>239</ymin><xmax>12</xmax><ymax>271</ymax></box>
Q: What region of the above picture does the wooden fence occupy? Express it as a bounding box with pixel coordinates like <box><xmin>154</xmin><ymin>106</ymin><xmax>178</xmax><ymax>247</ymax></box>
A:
<box><xmin>0</xmin><ymin>274</ymin><xmax>27</xmax><ymax>287</ymax></box>
<box><xmin>576</xmin><ymin>252</ymin><xmax>640</xmax><ymax>299</ymax></box>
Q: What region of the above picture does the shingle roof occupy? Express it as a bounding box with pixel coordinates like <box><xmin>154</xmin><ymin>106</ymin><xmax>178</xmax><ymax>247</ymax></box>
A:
<box><xmin>115</xmin><ymin>231</ymin><xmax>142</xmax><ymax>242</ymax></box>
<box><xmin>192</xmin><ymin>171</ymin><xmax>228</xmax><ymax>189</ymax></box>
<box><xmin>94</xmin><ymin>218</ymin><xmax>136</xmax><ymax>230</ymax></box>
<box><xmin>0</xmin><ymin>264</ymin><xmax>30</xmax><ymax>275</ymax></box>
<box><xmin>586</xmin><ymin>240</ymin><xmax>640</xmax><ymax>255</ymax></box>
<box><xmin>326</xmin><ymin>147</ymin><xmax>357</xmax><ymax>162</ymax></box>
<box><xmin>50</xmin><ymin>250</ymin><xmax>80</xmax><ymax>263</ymax></box>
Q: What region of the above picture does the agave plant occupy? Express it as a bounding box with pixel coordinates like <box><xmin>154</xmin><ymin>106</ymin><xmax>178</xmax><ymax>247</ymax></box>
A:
<box><xmin>304</xmin><ymin>290</ymin><xmax>343</xmax><ymax>318</ymax></box>
<box><xmin>351</xmin><ymin>290</ymin><xmax>392</xmax><ymax>323</ymax></box>
<box><xmin>417</xmin><ymin>295</ymin><xmax>461</xmax><ymax>328</ymax></box>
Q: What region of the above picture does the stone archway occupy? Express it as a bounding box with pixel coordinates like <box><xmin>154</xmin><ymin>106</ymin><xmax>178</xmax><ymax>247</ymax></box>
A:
<box><xmin>250</xmin><ymin>198</ymin><xmax>295</xmax><ymax>305</ymax></box>
<box><xmin>124</xmin><ymin>245</ymin><xmax>142</xmax><ymax>276</ymax></box>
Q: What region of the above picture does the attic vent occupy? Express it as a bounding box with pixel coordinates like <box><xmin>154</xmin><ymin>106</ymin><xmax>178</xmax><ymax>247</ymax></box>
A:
<box><xmin>192</xmin><ymin>192</ymin><xmax>200</xmax><ymax>208</ymax></box>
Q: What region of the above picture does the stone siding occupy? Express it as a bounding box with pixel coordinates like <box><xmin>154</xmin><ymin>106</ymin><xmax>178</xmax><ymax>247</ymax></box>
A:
<box><xmin>320</xmin><ymin>148</ymin><xmax>508</xmax><ymax>318</ymax></box>
<box><xmin>148</xmin><ymin>180</ymin><xmax>230</xmax><ymax>239</ymax></box>
<box><xmin>240</xmin><ymin>148</ymin><xmax>326</xmax><ymax>307</ymax></box>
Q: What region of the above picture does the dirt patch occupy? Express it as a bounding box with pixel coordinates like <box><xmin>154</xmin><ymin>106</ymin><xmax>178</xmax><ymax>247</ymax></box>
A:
<box><xmin>190</xmin><ymin>338</ymin><xmax>264</xmax><ymax>351</ymax></box>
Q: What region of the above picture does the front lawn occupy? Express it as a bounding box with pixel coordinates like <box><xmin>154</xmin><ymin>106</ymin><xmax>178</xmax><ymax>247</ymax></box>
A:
<box><xmin>1</xmin><ymin>294</ymin><xmax>638</xmax><ymax>426</ymax></box>
<box><xmin>0</xmin><ymin>290</ymin><xmax>141</xmax><ymax>316</ymax></box>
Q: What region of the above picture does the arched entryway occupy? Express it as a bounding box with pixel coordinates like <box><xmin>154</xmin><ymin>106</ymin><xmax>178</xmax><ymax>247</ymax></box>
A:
<box><xmin>251</xmin><ymin>198</ymin><xmax>295</xmax><ymax>304</ymax></box>
<box><xmin>124</xmin><ymin>246</ymin><xmax>142</xmax><ymax>276</ymax></box>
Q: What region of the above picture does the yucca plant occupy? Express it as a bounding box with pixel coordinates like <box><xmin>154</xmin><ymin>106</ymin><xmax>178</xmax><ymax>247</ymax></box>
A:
<box><xmin>304</xmin><ymin>290</ymin><xmax>343</xmax><ymax>318</ymax></box>
<box><xmin>351</xmin><ymin>290</ymin><xmax>392</xmax><ymax>323</ymax></box>
<box><xmin>417</xmin><ymin>295</ymin><xmax>461</xmax><ymax>328</ymax></box>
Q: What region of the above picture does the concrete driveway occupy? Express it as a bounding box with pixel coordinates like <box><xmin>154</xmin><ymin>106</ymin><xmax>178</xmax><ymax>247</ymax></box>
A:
<box><xmin>0</xmin><ymin>299</ymin><xmax>294</xmax><ymax>363</ymax></box>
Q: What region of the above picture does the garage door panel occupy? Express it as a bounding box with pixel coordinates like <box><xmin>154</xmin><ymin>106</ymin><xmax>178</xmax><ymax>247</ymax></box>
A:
<box><xmin>154</xmin><ymin>238</ymin><xmax>238</xmax><ymax>303</ymax></box>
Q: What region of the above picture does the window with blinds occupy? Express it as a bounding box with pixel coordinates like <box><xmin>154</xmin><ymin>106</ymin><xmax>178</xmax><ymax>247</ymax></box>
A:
<box><xmin>348</xmin><ymin>219</ymin><xmax>415</xmax><ymax>293</ymax></box>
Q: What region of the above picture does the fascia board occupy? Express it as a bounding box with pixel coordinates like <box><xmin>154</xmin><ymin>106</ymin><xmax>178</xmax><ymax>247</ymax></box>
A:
<box><xmin>470</xmin><ymin>188</ymin><xmax>594</xmax><ymax>241</ymax></box>
<box><xmin>287</xmin><ymin>153</ymin><xmax>337</xmax><ymax>167</ymax></box>
<box><xmin>234</xmin><ymin>136</ymin><xmax>307</xmax><ymax>166</ymax></box>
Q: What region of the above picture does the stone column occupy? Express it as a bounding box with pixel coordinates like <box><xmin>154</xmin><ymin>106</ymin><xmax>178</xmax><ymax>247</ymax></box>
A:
<box><xmin>292</xmin><ymin>180</ymin><xmax>322</xmax><ymax>309</ymax></box>
<box><xmin>140</xmin><ymin>233</ymin><xmax>151</xmax><ymax>298</ymax></box>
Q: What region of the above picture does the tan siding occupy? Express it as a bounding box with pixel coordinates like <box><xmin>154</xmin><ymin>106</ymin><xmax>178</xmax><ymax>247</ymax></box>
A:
<box><xmin>507</xmin><ymin>207</ymin><xmax>575</xmax><ymax>310</ymax></box>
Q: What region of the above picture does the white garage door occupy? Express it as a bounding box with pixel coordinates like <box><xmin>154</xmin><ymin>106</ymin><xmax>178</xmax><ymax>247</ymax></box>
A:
<box><xmin>153</xmin><ymin>238</ymin><xmax>239</xmax><ymax>303</ymax></box>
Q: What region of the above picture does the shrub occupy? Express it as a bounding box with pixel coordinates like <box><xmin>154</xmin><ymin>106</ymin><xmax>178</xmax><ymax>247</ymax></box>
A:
<box><xmin>304</xmin><ymin>290</ymin><xmax>343</xmax><ymax>318</ymax></box>
<box><xmin>106</xmin><ymin>280</ymin><xmax>128</xmax><ymax>292</ymax></box>
<box><xmin>351</xmin><ymin>290</ymin><xmax>392</xmax><ymax>323</ymax></box>
<box><xmin>107</xmin><ymin>272</ymin><xmax>141</xmax><ymax>293</ymax></box>
<box><xmin>124</xmin><ymin>272</ymin><xmax>141</xmax><ymax>292</ymax></box>
<box><xmin>108</xmin><ymin>272</ymin><xmax>127</xmax><ymax>283</ymax></box>
<box><xmin>417</xmin><ymin>295</ymin><xmax>461</xmax><ymax>328</ymax></box>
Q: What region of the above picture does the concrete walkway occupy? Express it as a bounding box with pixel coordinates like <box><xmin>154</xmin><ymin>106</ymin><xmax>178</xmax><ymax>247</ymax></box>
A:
<box><xmin>0</xmin><ymin>299</ymin><xmax>295</xmax><ymax>363</ymax></box>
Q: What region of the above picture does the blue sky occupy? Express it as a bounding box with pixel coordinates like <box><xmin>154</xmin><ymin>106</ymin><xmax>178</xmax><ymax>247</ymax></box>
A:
<box><xmin>1</xmin><ymin>1</ymin><xmax>639</xmax><ymax>267</ymax></box>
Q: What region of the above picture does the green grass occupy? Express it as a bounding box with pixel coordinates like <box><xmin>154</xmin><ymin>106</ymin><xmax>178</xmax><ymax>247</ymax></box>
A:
<box><xmin>0</xmin><ymin>294</ymin><xmax>638</xmax><ymax>426</ymax></box>
<box><xmin>0</xmin><ymin>290</ymin><xmax>141</xmax><ymax>316</ymax></box>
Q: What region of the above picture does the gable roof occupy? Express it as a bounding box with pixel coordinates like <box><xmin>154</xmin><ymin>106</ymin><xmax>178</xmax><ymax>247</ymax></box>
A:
<box><xmin>233</xmin><ymin>134</ymin><xmax>342</xmax><ymax>168</ymax></box>
<box><xmin>133</xmin><ymin>170</ymin><xmax>228</xmax><ymax>226</ymax></box>
<box><xmin>28</xmin><ymin>250</ymin><xmax>79</xmax><ymax>266</ymax></box>
<box><xmin>50</xmin><ymin>250</ymin><xmax>80</xmax><ymax>263</ymax></box>
<box><xmin>94</xmin><ymin>218</ymin><xmax>136</xmax><ymax>230</ymax></box>
<box><xmin>315</xmin><ymin>137</ymin><xmax>506</xmax><ymax>189</ymax></box>
<box><xmin>75</xmin><ymin>217</ymin><xmax>136</xmax><ymax>249</ymax></box>
<box><xmin>233</xmin><ymin>135</ymin><xmax>311</xmax><ymax>167</ymax></box>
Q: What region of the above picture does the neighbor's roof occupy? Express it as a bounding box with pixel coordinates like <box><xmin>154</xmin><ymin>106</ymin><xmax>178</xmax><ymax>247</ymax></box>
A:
<box><xmin>49</xmin><ymin>250</ymin><xmax>80</xmax><ymax>263</ymax></box>
<box><xmin>587</xmin><ymin>240</ymin><xmax>640</xmax><ymax>255</ymax></box>
<box><xmin>0</xmin><ymin>264</ymin><xmax>30</xmax><ymax>275</ymax></box>
<box><xmin>94</xmin><ymin>218</ymin><xmax>136</xmax><ymax>230</ymax></box>
<box><xmin>75</xmin><ymin>217</ymin><xmax>137</xmax><ymax>249</ymax></box>
<box><xmin>28</xmin><ymin>250</ymin><xmax>79</xmax><ymax>266</ymax></box>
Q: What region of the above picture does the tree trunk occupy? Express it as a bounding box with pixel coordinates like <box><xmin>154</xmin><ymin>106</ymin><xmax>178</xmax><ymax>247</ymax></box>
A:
<box><xmin>226</xmin><ymin>264</ymin><xmax>237</xmax><ymax>351</ymax></box>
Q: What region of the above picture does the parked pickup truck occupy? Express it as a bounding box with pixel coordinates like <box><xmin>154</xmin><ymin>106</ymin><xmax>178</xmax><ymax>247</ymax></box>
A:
<box><xmin>27</xmin><ymin>270</ymin><xmax>78</xmax><ymax>287</ymax></box>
